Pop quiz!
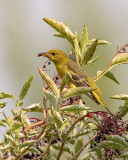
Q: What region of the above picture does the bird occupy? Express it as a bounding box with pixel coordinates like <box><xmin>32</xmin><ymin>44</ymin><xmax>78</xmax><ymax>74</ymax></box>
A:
<box><xmin>38</xmin><ymin>49</ymin><xmax>105</xmax><ymax>106</ymax></box>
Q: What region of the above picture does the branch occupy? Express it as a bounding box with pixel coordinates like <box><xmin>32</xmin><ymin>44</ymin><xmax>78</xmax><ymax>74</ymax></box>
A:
<box><xmin>70</xmin><ymin>134</ymin><xmax>97</xmax><ymax>160</ymax></box>
<box><xmin>57</xmin><ymin>113</ymin><xmax>88</xmax><ymax>160</ymax></box>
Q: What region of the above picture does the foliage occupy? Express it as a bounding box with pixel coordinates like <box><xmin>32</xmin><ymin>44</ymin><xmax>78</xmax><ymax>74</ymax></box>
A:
<box><xmin>0</xmin><ymin>18</ymin><xmax>128</xmax><ymax>160</ymax></box>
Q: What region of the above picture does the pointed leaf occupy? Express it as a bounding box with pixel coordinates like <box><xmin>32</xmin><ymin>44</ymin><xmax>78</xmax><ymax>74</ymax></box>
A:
<box><xmin>53</xmin><ymin>32</ymin><xmax>65</xmax><ymax>38</ymax></box>
<box><xmin>75</xmin><ymin>138</ymin><xmax>84</xmax><ymax>154</ymax></box>
<box><xmin>60</xmin><ymin>120</ymin><xmax>70</xmax><ymax>131</ymax></box>
<box><xmin>80</xmin><ymin>25</ymin><xmax>88</xmax><ymax>52</ymax></box>
<box><xmin>110</xmin><ymin>94</ymin><xmax>128</xmax><ymax>100</ymax></box>
<box><xmin>95</xmin><ymin>149</ymin><xmax>102</xmax><ymax>159</ymax></box>
<box><xmin>19</xmin><ymin>140</ymin><xmax>36</xmax><ymax>148</ymax></box>
<box><xmin>38</xmin><ymin>68</ymin><xmax>59</xmax><ymax>98</ymax></box>
<box><xmin>23</xmin><ymin>103</ymin><xmax>43</xmax><ymax>112</ymax></box>
<box><xmin>60</xmin><ymin>105</ymin><xmax>89</xmax><ymax>113</ymax></box>
<box><xmin>111</xmin><ymin>53</ymin><xmax>128</xmax><ymax>66</ymax></box>
<box><xmin>0</xmin><ymin>120</ymin><xmax>6</xmax><ymax>127</ymax></box>
<box><xmin>0</xmin><ymin>144</ymin><xmax>12</xmax><ymax>150</ymax></box>
<box><xmin>74</xmin><ymin>32</ymin><xmax>81</xmax><ymax>64</ymax></box>
<box><xmin>44</xmin><ymin>88</ymin><xmax>56</xmax><ymax>107</ymax></box>
<box><xmin>54</xmin><ymin>112</ymin><xmax>63</xmax><ymax>129</ymax></box>
<box><xmin>28</xmin><ymin>147</ymin><xmax>41</xmax><ymax>154</ymax></box>
<box><xmin>104</xmin><ymin>71</ymin><xmax>119</xmax><ymax>84</ymax></box>
<box><xmin>88</xmin><ymin>56</ymin><xmax>100</xmax><ymax>65</ymax></box>
<box><xmin>116</xmin><ymin>100</ymin><xmax>128</xmax><ymax>119</ymax></box>
<box><xmin>21</xmin><ymin>113</ymin><xmax>31</xmax><ymax>127</ymax></box>
<box><xmin>60</xmin><ymin>72</ymin><xmax>72</xmax><ymax>92</ymax></box>
<box><xmin>52</xmin><ymin>144</ymin><xmax>73</xmax><ymax>155</ymax></box>
<box><xmin>43</xmin><ymin>18</ymin><xmax>75</xmax><ymax>45</ymax></box>
<box><xmin>11</xmin><ymin>121</ymin><xmax>23</xmax><ymax>132</ymax></box>
<box><xmin>79</xmin><ymin>153</ymin><xmax>90</xmax><ymax>160</ymax></box>
<box><xmin>0</xmin><ymin>102</ymin><xmax>7</xmax><ymax>108</ymax></box>
<box><xmin>119</xmin><ymin>153</ymin><xmax>128</xmax><ymax>158</ymax></box>
<box><xmin>97</xmin><ymin>39</ymin><xmax>111</xmax><ymax>45</ymax></box>
<box><xmin>97</xmin><ymin>141</ymin><xmax>123</xmax><ymax>149</ymax></box>
<box><xmin>19</xmin><ymin>75</ymin><xmax>33</xmax><ymax>100</ymax></box>
<box><xmin>7</xmin><ymin>116</ymin><xmax>14</xmax><ymax>129</ymax></box>
<box><xmin>62</xmin><ymin>87</ymin><xmax>94</xmax><ymax>99</ymax></box>
<box><xmin>82</xmin><ymin>39</ymin><xmax>98</xmax><ymax>65</ymax></box>
<box><xmin>0</xmin><ymin>92</ymin><xmax>15</xmax><ymax>100</ymax></box>
<box><xmin>105</xmin><ymin>135</ymin><xmax>128</xmax><ymax>147</ymax></box>
<box><xmin>4</xmin><ymin>134</ymin><xmax>17</xmax><ymax>145</ymax></box>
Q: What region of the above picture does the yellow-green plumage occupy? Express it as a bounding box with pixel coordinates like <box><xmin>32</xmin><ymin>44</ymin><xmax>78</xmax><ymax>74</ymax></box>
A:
<box><xmin>38</xmin><ymin>49</ymin><xmax>105</xmax><ymax>106</ymax></box>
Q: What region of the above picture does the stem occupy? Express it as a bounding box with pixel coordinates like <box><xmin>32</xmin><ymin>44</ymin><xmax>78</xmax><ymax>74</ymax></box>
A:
<box><xmin>70</xmin><ymin>134</ymin><xmax>97</xmax><ymax>160</ymax></box>
<box><xmin>23</xmin><ymin>120</ymin><xmax>44</xmax><ymax>133</ymax></box>
<box><xmin>57</xmin><ymin>113</ymin><xmax>88</xmax><ymax>160</ymax></box>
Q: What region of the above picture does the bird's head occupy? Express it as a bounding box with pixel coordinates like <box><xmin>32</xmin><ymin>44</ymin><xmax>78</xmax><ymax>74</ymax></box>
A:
<box><xmin>37</xmin><ymin>49</ymin><xmax>69</xmax><ymax>64</ymax></box>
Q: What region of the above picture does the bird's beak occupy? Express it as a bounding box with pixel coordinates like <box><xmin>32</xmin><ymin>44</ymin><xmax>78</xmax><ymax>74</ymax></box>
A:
<box><xmin>37</xmin><ymin>52</ymin><xmax>48</xmax><ymax>57</ymax></box>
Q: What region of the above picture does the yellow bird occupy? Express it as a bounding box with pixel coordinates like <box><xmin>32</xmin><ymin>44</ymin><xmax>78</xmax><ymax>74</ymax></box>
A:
<box><xmin>38</xmin><ymin>49</ymin><xmax>105</xmax><ymax>106</ymax></box>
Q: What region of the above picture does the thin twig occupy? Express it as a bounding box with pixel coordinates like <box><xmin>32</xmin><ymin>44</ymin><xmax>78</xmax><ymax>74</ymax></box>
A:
<box><xmin>57</xmin><ymin>113</ymin><xmax>88</xmax><ymax>160</ymax></box>
<box><xmin>23</xmin><ymin>120</ymin><xmax>44</xmax><ymax>133</ymax></box>
<box><xmin>70</xmin><ymin>134</ymin><xmax>97</xmax><ymax>160</ymax></box>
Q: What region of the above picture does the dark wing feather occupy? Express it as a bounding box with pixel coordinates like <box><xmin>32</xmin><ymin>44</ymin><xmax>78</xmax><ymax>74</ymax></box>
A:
<box><xmin>66</xmin><ymin>60</ymin><xmax>100</xmax><ymax>104</ymax></box>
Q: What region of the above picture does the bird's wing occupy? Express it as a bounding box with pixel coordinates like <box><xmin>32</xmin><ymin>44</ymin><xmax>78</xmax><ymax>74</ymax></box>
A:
<box><xmin>66</xmin><ymin>60</ymin><xmax>90</xmax><ymax>87</ymax></box>
<box><xmin>66</xmin><ymin>60</ymin><xmax>100</xmax><ymax>105</ymax></box>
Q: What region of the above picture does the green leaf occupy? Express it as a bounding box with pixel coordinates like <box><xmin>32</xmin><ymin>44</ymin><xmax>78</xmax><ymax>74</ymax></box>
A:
<box><xmin>0</xmin><ymin>92</ymin><xmax>15</xmax><ymax>100</ymax></box>
<box><xmin>82</xmin><ymin>38</ymin><xmax>98</xmax><ymax>65</ymax></box>
<box><xmin>23</xmin><ymin>103</ymin><xmax>43</xmax><ymax>113</ymax></box>
<box><xmin>0</xmin><ymin>144</ymin><xmax>12</xmax><ymax>150</ymax></box>
<box><xmin>4</xmin><ymin>134</ymin><xmax>17</xmax><ymax>145</ymax></box>
<box><xmin>0</xmin><ymin>102</ymin><xmax>7</xmax><ymax>108</ymax></box>
<box><xmin>60</xmin><ymin>105</ymin><xmax>89</xmax><ymax>113</ymax></box>
<box><xmin>19</xmin><ymin>75</ymin><xmax>33</xmax><ymax>101</ymax></box>
<box><xmin>116</xmin><ymin>100</ymin><xmax>128</xmax><ymax>119</ymax></box>
<box><xmin>75</xmin><ymin>138</ymin><xmax>83</xmax><ymax>154</ymax></box>
<box><xmin>88</xmin><ymin>56</ymin><xmax>100</xmax><ymax>65</ymax></box>
<box><xmin>97</xmin><ymin>39</ymin><xmax>111</xmax><ymax>45</ymax></box>
<box><xmin>19</xmin><ymin>140</ymin><xmax>36</xmax><ymax>148</ymax></box>
<box><xmin>97</xmin><ymin>141</ymin><xmax>123</xmax><ymax>149</ymax></box>
<box><xmin>7</xmin><ymin>116</ymin><xmax>14</xmax><ymax>129</ymax></box>
<box><xmin>80</xmin><ymin>25</ymin><xmax>88</xmax><ymax>53</ymax></box>
<box><xmin>53</xmin><ymin>32</ymin><xmax>65</xmax><ymax>38</ymax></box>
<box><xmin>104</xmin><ymin>71</ymin><xmax>119</xmax><ymax>84</ymax></box>
<box><xmin>95</xmin><ymin>149</ymin><xmax>102</xmax><ymax>159</ymax></box>
<box><xmin>44</xmin><ymin>89</ymin><xmax>57</xmax><ymax>108</ymax></box>
<box><xmin>79</xmin><ymin>153</ymin><xmax>90</xmax><ymax>160</ymax></box>
<box><xmin>52</xmin><ymin>144</ymin><xmax>73</xmax><ymax>155</ymax></box>
<box><xmin>74</xmin><ymin>32</ymin><xmax>81</xmax><ymax>65</ymax></box>
<box><xmin>119</xmin><ymin>153</ymin><xmax>128</xmax><ymax>158</ymax></box>
<box><xmin>60</xmin><ymin>120</ymin><xmax>70</xmax><ymax>131</ymax></box>
<box><xmin>110</xmin><ymin>94</ymin><xmax>128</xmax><ymax>100</ymax></box>
<box><xmin>111</xmin><ymin>53</ymin><xmax>128</xmax><ymax>66</ymax></box>
<box><xmin>38</xmin><ymin>68</ymin><xmax>59</xmax><ymax>98</ymax></box>
<box><xmin>54</xmin><ymin>112</ymin><xmax>63</xmax><ymax>129</ymax></box>
<box><xmin>75</xmin><ymin>130</ymin><xmax>92</xmax><ymax>138</ymax></box>
<box><xmin>11</xmin><ymin>121</ymin><xmax>23</xmax><ymax>133</ymax></box>
<box><xmin>0</xmin><ymin>120</ymin><xmax>6</xmax><ymax>127</ymax></box>
<box><xmin>60</xmin><ymin>72</ymin><xmax>72</xmax><ymax>92</ymax></box>
<box><xmin>62</xmin><ymin>87</ymin><xmax>94</xmax><ymax>99</ymax></box>
<box><xmin>105</xmin><ymin>135</ymin><xmax>128</xmax><ymax>147</ymax></box>
<box><xmin>21</xmin><ymin>113</ymin><xmax>31</xmax><ymax>127</ymax></box>
<box><xmin>28</xmin><ymin>147</ymin><xmax>41</xmax><ymax>154</ymax></box>
<box><xmin>43</xmin><ymin>18</ymin><xmax>75</xmax><ymax>45</ymax></box>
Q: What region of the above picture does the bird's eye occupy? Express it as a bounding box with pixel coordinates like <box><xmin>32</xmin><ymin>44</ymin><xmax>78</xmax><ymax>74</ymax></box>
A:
<box><xmin>52</xmin><ymin>53</ymin><xmax>55</xmax><ymax>56</ymax></box>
